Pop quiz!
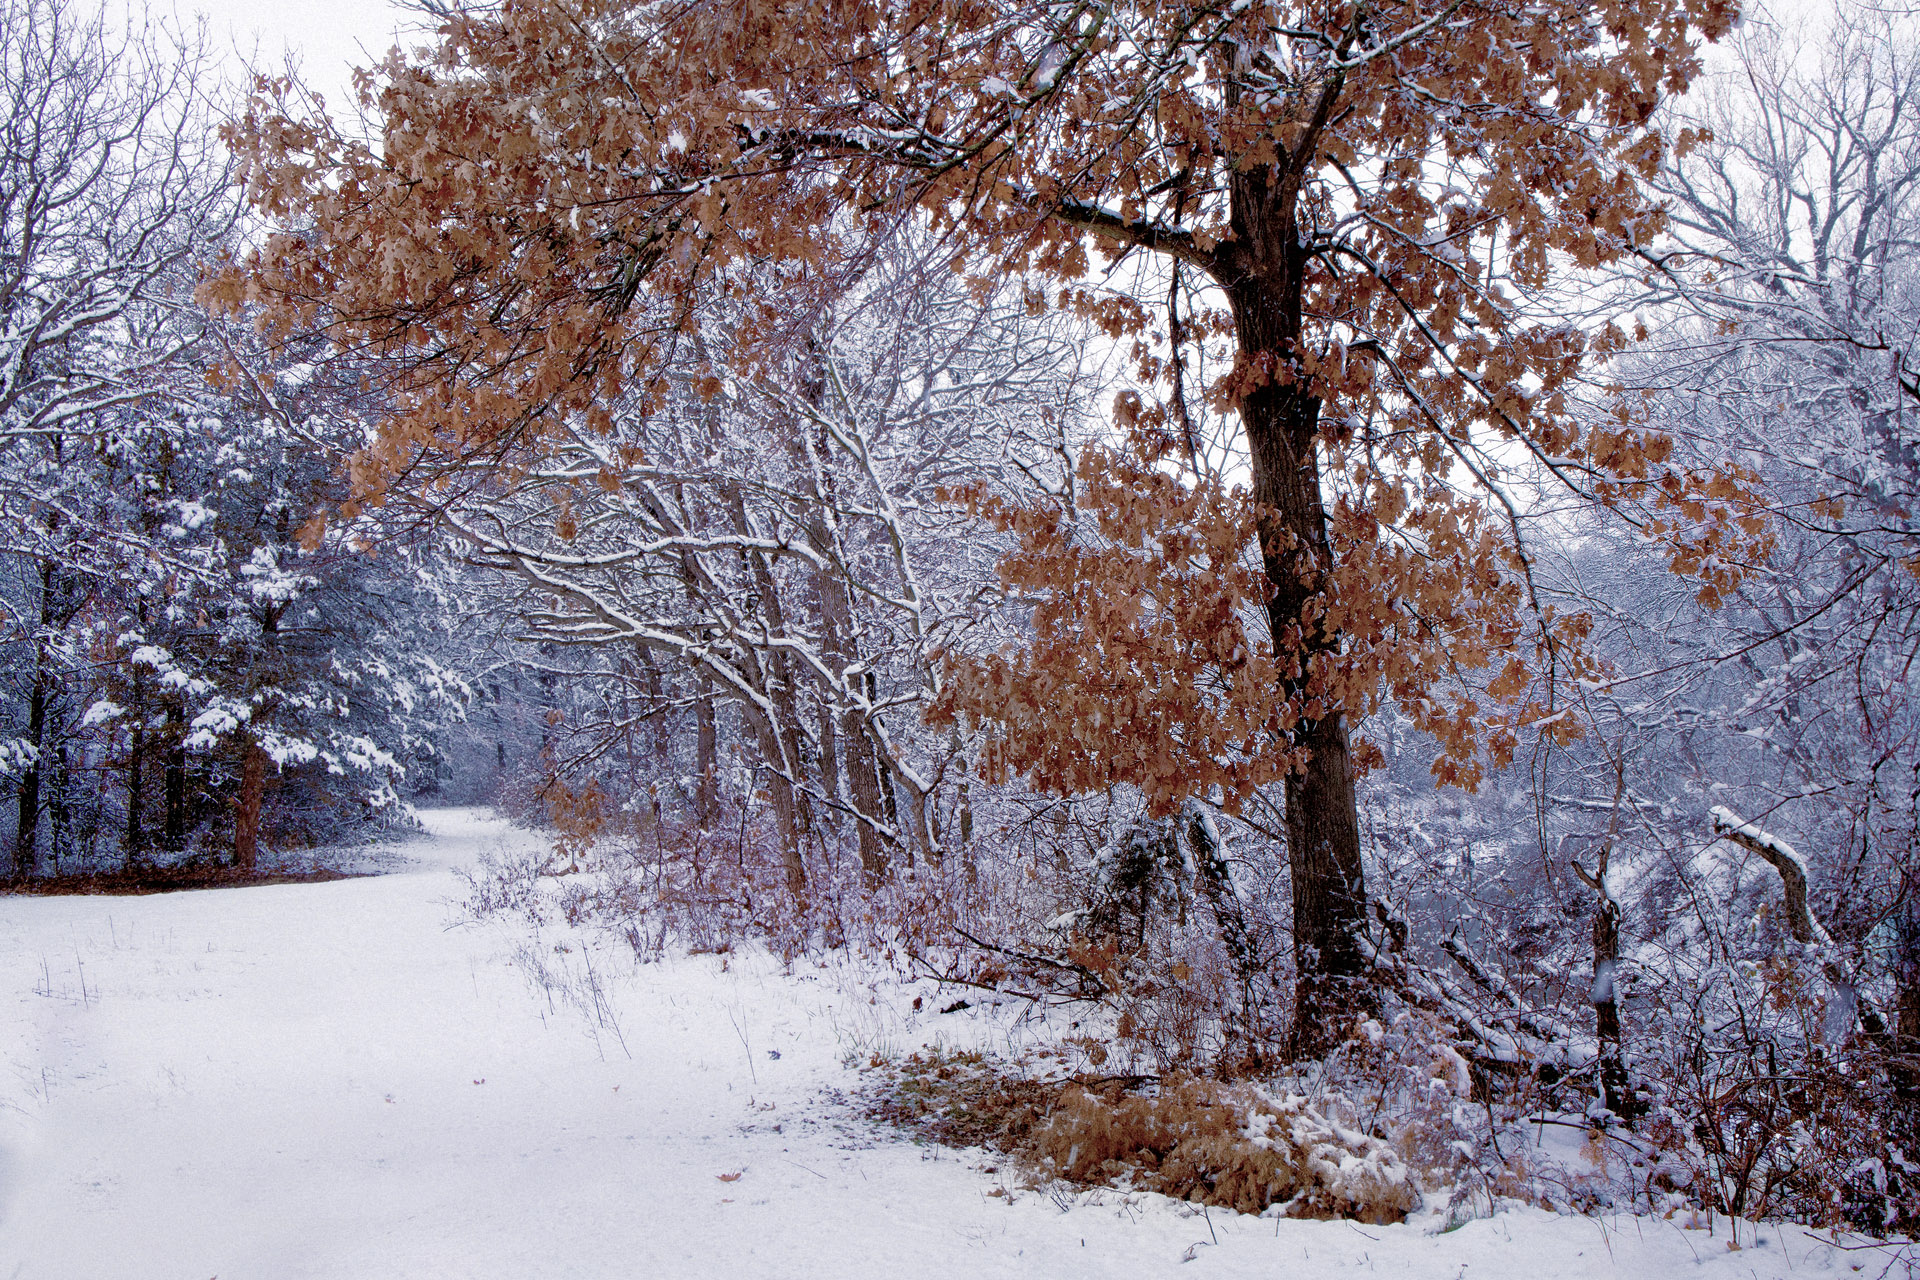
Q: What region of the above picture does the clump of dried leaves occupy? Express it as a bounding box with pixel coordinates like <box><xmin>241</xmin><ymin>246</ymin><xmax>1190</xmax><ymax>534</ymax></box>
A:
<box><xmin>859</xmin><ymin>1049</ymin><xmax>1058</xmax><ymax>1154</ymax></box>
<box><xmin>860</xmin><ymin>1050</ymin><xmax>1419</xmax><ymax>1223</ymax></box>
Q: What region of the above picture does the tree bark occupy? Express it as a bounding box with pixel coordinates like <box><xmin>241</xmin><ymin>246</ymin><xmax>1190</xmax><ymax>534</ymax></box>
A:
<box><xmin>12</xmin><ymin>560</ymin><xmax>56</xmax><ymax>878</ymax></box>
<box><xmin>1567</xmin><ymin>754</ymin><xmax>1635</xmax><ymax>1118</ymax></box>
<box><xmin>233</xmin><ymin>738</ymin><xmax>268</xmax><ymax>873</ymax></box>
<box><xmin>641</xmin><ymin>652</ymin><xmax>669</xmax><ymax>831</ymax></box>
<box><xmin>163</xmin><ymin>705</ymin><xmax>188</xmax><ymax>852</ymax></box>
<box><xmin>740</xmin><ymin>696</ymin><xmax>807</xmax><ymax>901</ymax></box>
<box><xmin>1893</xmin><ymin>905</ymin><xmax>1920</xmax><ymax>1110</ymax></box>
<box><xmin>13</xmin><ymin>676</ymin><xmax>45</xmax><ymax>879</ymax></box>
<box><xmin>1712</xmin><ymin>809</ymin><xmax>1829</xmax><ymax>945</ymax></box>
<box><xmin>695</xmin><ymin>675</ymin><xmax>719</xmax><ymax>831</ymax></box>
<box><xmin>843</xmin><ymin>713</ymin><xmax>888</xmax><ymax>887</ymax></box>
<box><xmin>867</xmin><ymin>669</ymin><xmax>903</xmax><ymax>848</ymax></box>
<box><xmin>1572</xmin><ymin>855</ymin><xmax>1631</xmax><ymax>1119</ymax></box>
<box><xmin>48</xmin><ymin>743</ymin><xmax>70</xmax><ymax>874</ymax></box>
<box><xmin>125</xmin><ymin>681</ymin><xmax>146</xmax><ymax>867</ymax></box>
<box><xmin>730</xmin><ymin>492</ymin><xmax>812</xmax><ymax>898</ymax></box>
<box><xmin>901</xmin><ymin>769</ymin><xmax>937</xmax><ymax>867</ymax></box>
<box><xmin>809</xmin><ymin>501</ymin><xmax>892</xmax><ymax>885</ymax></box>
<box><xmin>1217</xmin><ymin>161</ymin><xmax>1372</xmax><ymax>1059</ymax></box>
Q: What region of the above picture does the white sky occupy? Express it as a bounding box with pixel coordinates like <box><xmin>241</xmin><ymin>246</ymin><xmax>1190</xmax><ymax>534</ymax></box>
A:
<box><xmin>167</xmin><ymin>0</ymin><xmax>1842</xmax><ymax>115</ymax></box>
<box><xmin>173</xmin><ymin>0</ymin><xmax>420</xmax><ymax>107</ymax></box>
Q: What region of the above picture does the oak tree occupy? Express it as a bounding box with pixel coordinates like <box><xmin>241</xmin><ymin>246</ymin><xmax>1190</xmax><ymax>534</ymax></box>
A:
<box><xmin>216</xmin><ymin>0</ymin><xmax>1752</xmax><ymax>1052</ymax></box>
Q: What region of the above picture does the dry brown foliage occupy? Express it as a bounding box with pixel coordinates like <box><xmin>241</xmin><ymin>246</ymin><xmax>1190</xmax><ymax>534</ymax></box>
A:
<box><xmin>931</xmin><ymin>440</ymin><xmax>1613</xmax><ymax>813</ymax></box>
<box><xmin>208</xmin><ymin>0</ymin><xmax>1765</xmax><ymax>741</ymax></box>
<box><xmin>542</xmin><ymin>773</ymin><xmax>612</xmax><ymax>868</ymax></box>
<box><xmin>1026</xmin><ymin>1076</ymin><xmax>1419</xmax><ymax>1221</ymax></box>
<box><xmin>861</xmin><ymin>1048</ymin><xmax>1419</xmax><ymax>1223</ymax></box>
<box><xmin>860</xmin><ymin>1049</ymin><xmax>1058</xmax><ymax>1152</ymax></box>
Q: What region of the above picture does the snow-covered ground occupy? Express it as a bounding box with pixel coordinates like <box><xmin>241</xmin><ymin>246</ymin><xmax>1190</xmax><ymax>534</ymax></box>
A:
<box><xmin>0</xmin><ymin>809</ymin><xmax>1882</xmax><ymax>1278</ymax></box>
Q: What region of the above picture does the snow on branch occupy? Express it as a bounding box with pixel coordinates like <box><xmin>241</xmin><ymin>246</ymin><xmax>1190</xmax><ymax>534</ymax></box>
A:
<box><xmin>1709</xmin><ymin>806</ymin><xmax>1834</xmax><ymax>947</ymax></box>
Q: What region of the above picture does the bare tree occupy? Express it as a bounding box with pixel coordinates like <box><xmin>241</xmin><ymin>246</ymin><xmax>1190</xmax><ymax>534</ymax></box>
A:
<box><xmin>421</xmin><ymin>232</ymin><xmax>1095</xmax><ymax>888</ymax></box>
<box><xmin>1614</xmin><ymin>0</ymin><xmax>1920</xmax><ymax>955</ymax></box>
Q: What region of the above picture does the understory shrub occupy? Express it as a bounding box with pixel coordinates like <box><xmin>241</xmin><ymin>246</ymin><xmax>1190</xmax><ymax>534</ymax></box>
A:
<box><xmin>476</xmin><ymin>790</ymin><xmax>1002</xmax><ymax>967</ymax></box>
<box><xmin>474</xmin><ymin>784</ymin><xmax>1920</xmax><ymax>1238</ymax></box>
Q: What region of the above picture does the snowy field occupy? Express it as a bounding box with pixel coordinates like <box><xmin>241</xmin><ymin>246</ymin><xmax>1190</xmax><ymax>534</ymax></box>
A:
<box><xmin>0</xmin><ymin>810</ymin><xmax>1884</xmax><ymax>1279</ymax></box>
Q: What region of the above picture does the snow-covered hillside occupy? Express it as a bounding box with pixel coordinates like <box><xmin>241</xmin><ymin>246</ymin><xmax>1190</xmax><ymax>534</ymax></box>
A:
<box><xmin>0</xmin><ymin>811</ymin><xmax>1878</xmax><ymax>1278</ymax></box>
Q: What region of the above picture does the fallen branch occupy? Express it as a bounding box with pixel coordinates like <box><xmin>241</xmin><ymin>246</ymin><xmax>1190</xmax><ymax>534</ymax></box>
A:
<box><xmin>1708</xmin><ymin>808</ymin><xmax>1890</xmax><ymax>1043</ymax></box>
<box><xmin>1710</xmin><ymin>807</ymin><xmax>1832</xmax><ymax>946</ymax></box>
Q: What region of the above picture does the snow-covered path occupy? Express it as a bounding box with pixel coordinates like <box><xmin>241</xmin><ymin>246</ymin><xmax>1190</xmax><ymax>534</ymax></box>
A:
<box><xmin>0</xmin><ymin>810</ymin><xmax>1849</xmax><ymax>1278</ymax></box>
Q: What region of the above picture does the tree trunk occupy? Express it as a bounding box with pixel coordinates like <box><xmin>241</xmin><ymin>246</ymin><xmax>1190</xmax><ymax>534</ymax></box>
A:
<box><xmin>48</xmin><ymin>743</ymin><xmax>70</xmax><ymax>874</ymax></box>
<box><xmin>741</xmin><ymin>698</ymin><xmax>807</xmax><ymax>901</ymax></box>
<box><xmin>844</xmin><ymin>713</ymin><xmax>889</xmax><ymax>887</ymax></box>
<box><xmin>125</xmin><ymin>685</ymin><xmax>145</xmax><ymax>868</ymax></box>
<box><xmin>1219</xmin><ymin>168</ymin><xmax>1372</xmax><ymax>1058</ymax></box>
<box><xmin>163</xmin><ymin>706</ymin><xmax>188</xmax><ymax>852</ymax></box>
<box><xmin>1572</xmin><ymin>761</ymin><xmax>1635</xmax><ymax>1121</ymax></box>
<box><xmin>233</xmin><ymin>739</ymin><xmax>268</xmax><ymax>873</ymax></box>
<box><xmin>770</xmin><ymin>705</ymin><xmax>812</xmax><ymax>891</ymax></box>
<box><xmin>695</xmin><ymin>675</ymin><xmax>719</xmax><ymax>831</ymax></box>
<box><xmin>13</xmin><ymin>677</ymin><xmax>45</xmax><ymax>879</ymax></box>
<box><xmin>958</xmin><ymin>775</ymin><xmax>973</xmax><ymax>849</ymax></box>
<box><xmin>642</xmin><ymin>653</ymin><xmax>669</xmax><ymax>831</ymax></box>
<box><xmin>901</xmin><ymin>769</ymin><xmax>937</xmax><ymax>867</ymax></box>
<box><xmin>12</xmin><ymin>561</ymin><xmax>56</xmax><ymax>878</ymax></box>
<box><xmin>814</xmin><ymin>527</ymin><xmax>891</xmax><ymax>885</ymax></box>
<box><xmin>730</xmin><ymin>492</ymin><xmax>813</xmax><ymax>895</ymax></box>
<box><xmin>816</xmin><ymin>699</ymin><xmax>841</xmax><ymax>822</ymax></box>
<box><xmin>1591</xmin><ymin>901</ymin><xmax>1629</xmax><ymax>1115</ymax></box>
<box><xmin>1573</xmin><ymin>854</ymin><xmax>1632</xmax><ymax>1120</ymax></box>
<box><xmin>1899</xmin><ymin>907</ymin><xmax>1920</xmax><ymax>1088</ymax></box>
<box><xmin>866</xmin><ymin>670</ymin><xmax>903</xmax><ymax>852</ymax></box>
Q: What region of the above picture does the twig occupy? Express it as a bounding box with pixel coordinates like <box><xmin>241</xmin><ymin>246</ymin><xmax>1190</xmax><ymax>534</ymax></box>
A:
<box><xmin>726</xmin><ymin>1005</ymin><xmax>758</xmax><ymax>1086</ymax></box>
<box><xmin>953</xmin><ymin>926</ymin><xmax>1106</xmax><ymax>984</ymax></box>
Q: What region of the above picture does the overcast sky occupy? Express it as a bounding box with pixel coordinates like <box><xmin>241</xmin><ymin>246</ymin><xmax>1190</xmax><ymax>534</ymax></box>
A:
<box><xmin>177</xmin><ymin>0</ymin><xmax>417</xmax><ymax>106</ymax></box>
<box><xmin>169</xmin><ymin>0</ymin><xmax>1841</xmax><ymax>117</ymax></box>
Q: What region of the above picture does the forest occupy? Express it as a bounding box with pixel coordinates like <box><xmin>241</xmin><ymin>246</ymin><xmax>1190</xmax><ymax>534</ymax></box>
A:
<box><xmin>5</xmin><ymin>0</ymin><xmax>1920</xmax><ymax>1253</ymax></box>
